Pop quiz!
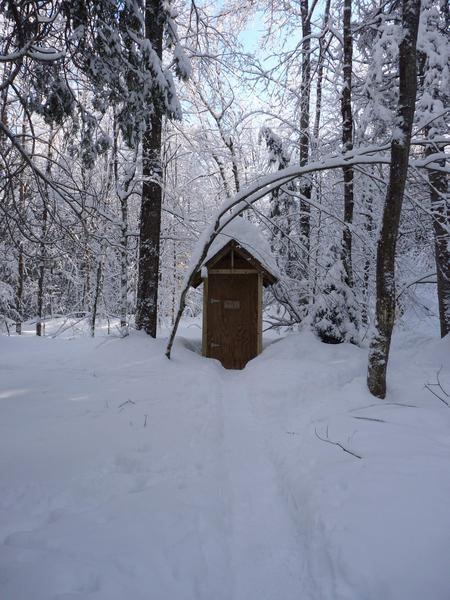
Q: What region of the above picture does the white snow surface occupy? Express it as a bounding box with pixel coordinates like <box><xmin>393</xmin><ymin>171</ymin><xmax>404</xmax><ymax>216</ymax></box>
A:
<box><xmin>1</xmin><ymin>320</ymin><xmax>450</xmax><ymax>600</ymax></box>
<box><xmin>197</xmin><ymin>218</ymin><xmax>280</xmax><ymax>280</ymax></box>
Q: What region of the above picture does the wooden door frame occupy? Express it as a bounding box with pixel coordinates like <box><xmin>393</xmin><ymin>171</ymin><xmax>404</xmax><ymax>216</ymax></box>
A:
<box><xmin>257</xmin><ymin>272</ymin><xmax>263</xmax><ymax>354</ymax></box>
<box><xmin>202</xmin><ymin>276</ymin><xmax>208</xmax><ymax>356</ymax></box>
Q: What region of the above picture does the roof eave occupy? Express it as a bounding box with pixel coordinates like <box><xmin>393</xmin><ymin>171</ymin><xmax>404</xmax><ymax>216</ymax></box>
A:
<box><xmin>191</xmin><ymin>239</ymin><xmax>279</xmax><ymax>288</ymax></box>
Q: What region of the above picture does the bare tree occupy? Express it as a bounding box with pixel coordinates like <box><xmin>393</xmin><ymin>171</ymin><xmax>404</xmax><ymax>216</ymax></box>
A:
<box><xmin>299</xmin><ymin>0</ymin><xmax>312</xmax><ymax>264</ymax></box>
<box><xmin>36</xmin><ymin>126</ymin><xmax>55</xmax><ymax>336</ymax></box>
<box><xmin>312</xmin><ymin>0</ymin><xmax>331</xmax><ymax>145</ymax></box>
<box><xmin>341</xmin><ymin>0</ymin><xmax>354</xmax><ymax>287</ymax></box>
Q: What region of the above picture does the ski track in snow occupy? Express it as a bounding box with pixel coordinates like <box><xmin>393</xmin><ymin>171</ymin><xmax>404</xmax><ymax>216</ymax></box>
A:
<box><xmin>217</xmin><ymin>370</ymin><xmax>306</xmax><ymax>600</ymax></box>
<box><xmin>1</xmin><ymin>325</ymin><xmax>450</xmax><ymax>600</ymax></box>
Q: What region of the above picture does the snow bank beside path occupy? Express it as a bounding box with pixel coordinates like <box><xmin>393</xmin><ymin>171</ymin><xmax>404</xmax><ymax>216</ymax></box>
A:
<box><xmin>243</xmin><ymin>332</ymin><xmax>450</xmax><ymax>599</ymax></box>
<box><xmin>0</xmin><ymin>326</ymin><xmax>449</xmax><ymax>599</ymax></box>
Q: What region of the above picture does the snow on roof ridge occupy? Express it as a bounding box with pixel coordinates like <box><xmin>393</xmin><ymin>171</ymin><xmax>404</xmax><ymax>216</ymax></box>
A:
<box><xmin>200</xmin><ymin>217</ymin><xmax>280</xmax><ymax>279</ymax></box>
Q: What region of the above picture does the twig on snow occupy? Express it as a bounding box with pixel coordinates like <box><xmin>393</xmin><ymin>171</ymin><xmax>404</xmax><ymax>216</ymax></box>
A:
<box><xmin>425</xmin><ymin>367</ymin><xmax>450</xmax><ymax>408</ymax></box>
<box><xmin>315</xmin><ymin>426</ymin><xmax>363</xmax><ymax>459</ymax></box>
<box><xmin>118</xmin><ymin>399</ymin><xmax>136</xmax><ymax>410</ymax></box>
<box><xmin>353</xmin><ymin>416</ymin><xmax>386</xmax><ymax>423</ymax></box>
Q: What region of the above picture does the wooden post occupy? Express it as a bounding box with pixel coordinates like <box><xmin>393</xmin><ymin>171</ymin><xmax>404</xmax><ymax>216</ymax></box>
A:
<box><xmin>202</xmin><ymin>276</ymin><xmax>208</xmax><ymax>356</ymax></box>
<box><xmin>257</xmin><ymin>272</ymin><xmax>263</xmax><ymax>354</ymax></box>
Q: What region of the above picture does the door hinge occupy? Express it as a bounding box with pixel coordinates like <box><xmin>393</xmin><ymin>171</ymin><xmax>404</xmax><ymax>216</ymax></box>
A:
<box><xmin>210</xmin><ymin>342</ymin><xmax>221</xmax><ymax>348</ymax></box>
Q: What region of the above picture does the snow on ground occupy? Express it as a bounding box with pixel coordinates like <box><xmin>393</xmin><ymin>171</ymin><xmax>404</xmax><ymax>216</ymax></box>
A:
<box><xmin>1</xmin><ymin>319</ymin><xmax>449</xmax><ymax>600</ymax></box>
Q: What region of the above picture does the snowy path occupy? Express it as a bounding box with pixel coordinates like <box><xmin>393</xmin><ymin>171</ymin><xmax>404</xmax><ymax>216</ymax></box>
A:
<box><xmin>217</xmin><ymin>371</ymin><xmax>307</xmax><ymax>600</ymax></box>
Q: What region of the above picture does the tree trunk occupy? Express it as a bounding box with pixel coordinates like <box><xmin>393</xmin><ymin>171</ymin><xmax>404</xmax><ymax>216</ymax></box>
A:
<box><xmin>36</xmin><ymin>204</ymin><xmax>47</xmax><ymax>337</ymax></box>
<box><xmin>36</xmin><ymin>127</ymin><xmax>53</xmax><ymax>336</ymax></box>
<box><xmin>299</xmin><ymin>0</ymin><xmax>312</xmax><ymax>263</ymax></box>
<box><xmin>427</xmin><ymin>145</ymin><xmax>450</xmax><ymax>337</ymax></box>
<box><xmin>341</xmin><ymin>0</ymin><xmax>354</xmax><ymax>286</ymax></box>
<box><xmin>229</xmin><ymin>137</ymin><xmax>240</xmax><ymax>194</ymax></box>
<box><xmin>15</xmin><ymin>117</ymin><xmax>27</xmax><ymax>335</ymax></box>
<box><xmin>15</xmin><ymin>241</ymin><xmax>24</xmax><ymax>335</ymax></box>
<box><xmin>91</xmin><ymin>254</ymin><xmax>104</xmax><ymax>337</ymax></box>
<box><xmin>367</xmin><ymin>0</ymin><xmax>421</xmax><ymax>398</ymax></box>
<box><xmin>82</xmin><ymin>244</ymin><xmax>91</xmax><ymax>314</ymax></box>
<box><xmin>120</xmin><ymin>197</ymin><xmax>129</xmax><ymax>332</ymax></box>
<box><xmin>361</xmin><ymin>172</ymin><xmax>375</xmax><ymax>325</ymax></box>
<box><xmin>313</xmin><ymin>0</ymin><xmax>331</xmax><ymax>145</ymax></box>
<box><xmin>135</xmin><ymin>0</ymin><xmax>164</xmax><ymax>337</ymax></box>
<box><xmin>110</xmin><ymin>111</ymin><xmax>130</xmax><ymax>336</ymax></box>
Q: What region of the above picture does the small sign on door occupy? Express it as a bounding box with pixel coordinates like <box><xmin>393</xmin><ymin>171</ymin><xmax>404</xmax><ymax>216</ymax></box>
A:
<box><xmin>224</xmin><ymin>300</ymin><xmax>240</xmax><ymax>310</ymax></box>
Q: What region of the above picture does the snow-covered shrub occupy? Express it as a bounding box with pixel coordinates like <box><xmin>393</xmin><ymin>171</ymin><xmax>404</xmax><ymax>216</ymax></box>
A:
<box><xmin>0</xmin><ymin>280</ymin><xmax>15</xmax><ymax>333</ymax></box>
<box><xmin>312</xmin><ymin>244</ymin><xmax>361</xmax><ymax>344</ymax></box>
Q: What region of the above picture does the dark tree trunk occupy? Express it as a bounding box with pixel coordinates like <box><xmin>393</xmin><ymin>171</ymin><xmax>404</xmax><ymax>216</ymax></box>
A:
<box><xmin>427</xmin><ymin>145</ymin><xmax>450</xmax><ymax>337</ymax></box>
<box><xmin>362</xmin><ymin>173</ymin><xmax>374</xmax><ymax>325</ymax></box>
<box><xmin>37</xmin><ymin>127</ymin><xmax>53</xmax><ymax>336</ymax></box>
<box><xmin>120</xmin><ymin>197</ymin><xmax>129</xmax><ymax>332</ymax></box>
<box><xmin>110</xmin><ymin>111</ymin><xmax>131</xmax><ymax>335</ymax></box>
<box><xmin>135</xmin><ymin>0</ymin><xmax>164</xmax><ymax>337</ymax></box>
<box><xmin>15</xmin><ymin>117</ymin><xmax>27</xmax><ymax>335</ymax></box>
<box><xmin>313</xmin><ymin>0</ymin><xmax>331</xmax><ymax>144</ymax></box>
<box><xmin>367</xmin><ymin>0</ymin><xmax>421</xmax><ymax>398</ymax></box>
<box><xmin>417</xmin><ymin>8</ymin><xmax>450</xmax><ymax>338</ymax></box>
<box><xmin>228</xmin><ymin>137</ymin><xmax>240</xmax><ymax>193</ymax></box>
<box><xmin>15</xmin><ymin>241</ymin><xmax>24</xmax><ymax>335</ymax></box>
<box><xmin>341</xmin><ymin>0</ymin><xmax>354</xmax><ymax>286</ymax></box>
<box><xmin>82</xmin><ymin>245</ymin><xmax>91</xmax><ymax>314</ymax></box>
<box><xmin>91</xmin><ymin>254</ymin><xmax>103</xmax><ymax>337</ymax></box>
<box><xmin>36</xmin><ymin>204</ymin><xmax>47</xmax><ymax>337</ymax></box>
<box><xmin>299</xmin><ymin>0</ymin><xmax>312</xmax><ymax>262</ymax></box>
<box><xmin>171</xmin><ymin>238</ymin><xmax>176</xmax><ymax>326</ymax></box>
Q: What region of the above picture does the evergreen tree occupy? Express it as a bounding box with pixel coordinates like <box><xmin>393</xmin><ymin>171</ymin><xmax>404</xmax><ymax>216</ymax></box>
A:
<box><xmin>312</xmin><ymin>243</ymin><xmax>361</xmax><ymax>344</ymax></box>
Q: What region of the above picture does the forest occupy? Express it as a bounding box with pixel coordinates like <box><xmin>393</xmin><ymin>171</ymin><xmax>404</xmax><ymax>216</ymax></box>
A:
<box><xmin>1</xmin><ymin>0</ymin><xmax>448</xmax><ymax>395</ymax></box>
<box><xmin>0</xmin><ymin>1</ymin><xmax>449</xmax><ymax>598</ymax></box>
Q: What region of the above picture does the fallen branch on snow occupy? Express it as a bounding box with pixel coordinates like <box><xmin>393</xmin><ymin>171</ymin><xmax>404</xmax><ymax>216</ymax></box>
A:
<box><xmin>315</xmin><ymin>426</ymin><xmax>363</xmax><ymax>459</ymax></box>
<box><xmin>425</xmin><ymin>368</ymin><xmax>450</xmax><ymax>408</ymax></box>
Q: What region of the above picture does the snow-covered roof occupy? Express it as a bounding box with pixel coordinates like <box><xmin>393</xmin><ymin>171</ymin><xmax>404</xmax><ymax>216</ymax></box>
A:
<box><xmin>200</xmin><ymin>218</ymin><xmax>280</xmax><ymax>281</ymax></box>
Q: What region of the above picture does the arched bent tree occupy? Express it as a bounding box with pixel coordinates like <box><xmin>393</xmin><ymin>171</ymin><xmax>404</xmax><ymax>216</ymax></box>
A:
<box><xmin>165</xmin><ymin>137</ymin><xmax>446</xmax><ymax>389</ymax></box>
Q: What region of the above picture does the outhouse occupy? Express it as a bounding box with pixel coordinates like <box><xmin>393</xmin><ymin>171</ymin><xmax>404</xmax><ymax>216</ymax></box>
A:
<box><xmin>192</xmin><ymin>219</ymin><xmax>279</xmax><ymax>369</ymax></box>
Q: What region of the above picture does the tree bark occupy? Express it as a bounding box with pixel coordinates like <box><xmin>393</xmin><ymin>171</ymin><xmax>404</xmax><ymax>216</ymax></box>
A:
<box><xmin>15</xmin><ymin>116</ymin><xmax>27</xmax><ymax>335</ymax></box>
<box><xmin>313</xmin><ymin>0</ymin><xmax>331</xmax><ymax>144</ymax></box>
<box><xmin>36</xmin><ymin>127</ymin><xmax>53</xmax><ymax>336</ymax></box>
<box><xmin>341</xmin><ymin>0</ymin><xmax>354</xmax><ymax>286</ymax></box>
<box><xmin>361</xmin><ymin>170</ymin><xmax>375</xmax><ymax>325</ymax></box>
<box><xmin>15</xmin><ymin>239</ymin><xmax>24</xmax><ymax>335</ymax></box>
<box><xmin>135</xmin><ymin>0</ymin><xmax>164</xmax><ymax>337</ymax></box>
<box><xmin>418</xmin><ymin>4</ymin><xmax>450</xmax><ymax>338</ymax></box>
<box><xmin>90</xmin><ymin>254</ymin><xmax>103</xmax><ymax>337</ymax></box>
<box><xmin>367</xmin><ymin>0</ymin><xmax>421</xmax><ymax>398</ymax></box>
<box><xmin>299</xmin><ymin>0</ymin><xmax>312</xmax><ymax>262</ymax></box>
<box><xmin>36</xmin><ymin>204</ymin><xmax>47</xmax><ymax>337</ymax></box>
<box><xmin>120</xmin><ymin>196</ymin><xmax>129</xmax><ymax>332</ymax></box>
<box><xmin>427</xmin><ymin>144</ymin><xmax>450</xmax><ymax>337</ymax></box>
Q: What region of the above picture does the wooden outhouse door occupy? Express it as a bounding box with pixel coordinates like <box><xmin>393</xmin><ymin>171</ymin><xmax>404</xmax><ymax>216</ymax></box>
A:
<box><xmin>206</xmin><ymin>274</ymin><xmax>259</xmax><ymax>369</ymax></box>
